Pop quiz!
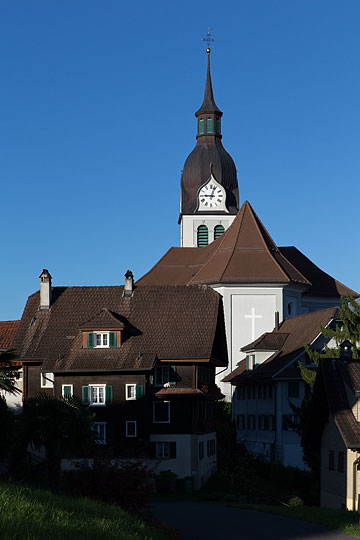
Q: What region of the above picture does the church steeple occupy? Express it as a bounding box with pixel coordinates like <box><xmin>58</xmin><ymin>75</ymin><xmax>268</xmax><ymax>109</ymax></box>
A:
<box><xmin>195</xmin><ymin>50</ymin><xmax>223</xmax><ymax>139</ymax></box>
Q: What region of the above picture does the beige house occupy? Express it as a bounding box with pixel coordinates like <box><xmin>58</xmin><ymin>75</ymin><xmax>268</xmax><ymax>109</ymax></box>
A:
<box><xmin>310</xmin><ymin>345</ymin><xmax>360</xmax><ymax>510</ymax></box>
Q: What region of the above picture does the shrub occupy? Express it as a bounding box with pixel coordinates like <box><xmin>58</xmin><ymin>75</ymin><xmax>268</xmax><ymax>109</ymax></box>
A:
<box><xmin>154</xmin><ymin>470</ymin><xmax>177</xmax><ymax>493</ymax></box>
<box><xmin>288</xmin><ymin>496</ymin><xmax>304</xmax><ymax>507</ymax></box>
<box><xmin>63</xmin><ymin>457</ymin><xmax>155</xmax><ymax>512</ymax></box>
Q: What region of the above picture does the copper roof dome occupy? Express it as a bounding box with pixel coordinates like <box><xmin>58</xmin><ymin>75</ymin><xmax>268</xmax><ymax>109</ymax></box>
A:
<box><xmin>180</xmin><ymin>52</ymin><xmax>239</xmax><ymax>216</ymax></box>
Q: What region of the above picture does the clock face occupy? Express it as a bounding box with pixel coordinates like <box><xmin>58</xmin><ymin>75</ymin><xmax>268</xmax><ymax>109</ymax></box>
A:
<box><xmin>198</xmin><ymin>183</ymin><xmax>224</xmax><ymax>209</ymax></box>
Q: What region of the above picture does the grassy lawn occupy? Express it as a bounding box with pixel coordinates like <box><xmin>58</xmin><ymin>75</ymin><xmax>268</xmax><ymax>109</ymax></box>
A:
<box><xmin>0</xmin><ymin>482</ymin><xmax>174</xmax><ymax>540</ymax></box>
<box><xmin>226</xmin><ymin>503</ymin><xmax>360</xmax><ymax>537</ymax></box>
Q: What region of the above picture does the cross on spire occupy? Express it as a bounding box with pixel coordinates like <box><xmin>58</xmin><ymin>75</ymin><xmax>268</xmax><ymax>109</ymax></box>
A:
<box><xmin>202</xmin><ymin>27</ymin><xmax>214</xmax><ymax>54</ymax></box>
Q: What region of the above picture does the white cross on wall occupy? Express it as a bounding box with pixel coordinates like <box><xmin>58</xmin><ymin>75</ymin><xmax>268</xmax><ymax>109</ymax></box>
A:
<box><xmin>244</xmin><ymin>307</ymin><xmax>262</xmax><ymax>341</ymax></box>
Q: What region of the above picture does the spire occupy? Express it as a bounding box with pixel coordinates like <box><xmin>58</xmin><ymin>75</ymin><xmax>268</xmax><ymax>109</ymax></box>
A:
<box><xmin>195</xmin><ymin>50</ymin><xmax>222</xmax><ymax>117</ymax></box>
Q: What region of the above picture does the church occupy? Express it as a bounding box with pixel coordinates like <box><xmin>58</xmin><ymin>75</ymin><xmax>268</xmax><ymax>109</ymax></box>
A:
<box><xmin>138</xmin><ymin>46</ymin><xmax>358</xmax><ymax>401</ymax></box>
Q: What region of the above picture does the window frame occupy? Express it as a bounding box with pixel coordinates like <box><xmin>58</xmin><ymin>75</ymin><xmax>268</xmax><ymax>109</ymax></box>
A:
<box><xmin>156</xmin><ymin>442</ymin><xmax>170</xmax><ymax>458</ymax></box>
<box><xmin>153</xmin><ymin>401</ymin><xmax>170</xmax><ymax>423</ymax></box>
<box><xmin>89</xmin><ymin>384</ymin><xmax>106</xmax><ymax>407</ymax></box>
<box><xmin>154</xmin><ymin>366</ymin><xmax>170</xmax><ymax>387</ymax></box>
<box><xmin>125</xmin><ymin>383</ymin><xmax>137</xmax><ymax>400</ymax></box>
<box><xmin>126</xmin><ymin>420</ymin><xmax>137</xmax><ymax>438</ymax></box>
<box><xmin>62</xmin><ymin>384</ymin><xmax>73</xmax><ymax>398</ymax></box>
<box><xmin>40</xmin><ymin>372</ymin><xmax>54</xmax><ymax>388</ymax></box>
<box><xmin>92</xmin><ymin>422</ymin><xmax>106</xmax><ymax>444</ymax></box>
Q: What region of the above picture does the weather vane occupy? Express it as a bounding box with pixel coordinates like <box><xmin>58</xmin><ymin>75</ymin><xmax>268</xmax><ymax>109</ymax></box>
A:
<box><xmin>202</xmin><ymin>27</ymin><xmax>214</xmax><ymax>54</ymax></box>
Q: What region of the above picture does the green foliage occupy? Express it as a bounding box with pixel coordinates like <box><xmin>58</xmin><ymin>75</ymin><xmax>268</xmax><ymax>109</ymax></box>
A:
<box><xmin>287</xmin><ymin>495</ymin><xmax>304</xmax><ymax>507</ymax></box>
<box><xmin>301</xmin><ymin>294</ymin><xmax>360</xmax><ymax>388</ymax></box>
<box><xmin>0</xmin><ymin>349</ymin><xmax>20</xmax><ymax>395</ymax></box>
<box><xmin>63</xmin><ymin>458</ymin><xmax>155</xmax><ymax>512</ymax></box>
<box><xmin>0</xmin><ymin>482</ymin><xmax>169</xmax><ymax>540</ymax></box>
<box><xmin>154</xmin><ymin>470</ymin><xmax>177</xmax><ymax>493</ymax></box>
<box><xmin>0</xmin><ymin>396</ymin><xmax>14</xmax><ymax>460</ymax></box>
<box><xmin>14</xmin><ymin>394</ymin><xmax>94</xmax><ymax>493</ymax></box>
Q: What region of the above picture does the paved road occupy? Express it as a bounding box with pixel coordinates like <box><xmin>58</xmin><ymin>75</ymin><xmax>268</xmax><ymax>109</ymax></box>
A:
<box><xmin>152</xmin><ymin>502</ymin><xmax>357</xmax><ymax>540</ymax></box>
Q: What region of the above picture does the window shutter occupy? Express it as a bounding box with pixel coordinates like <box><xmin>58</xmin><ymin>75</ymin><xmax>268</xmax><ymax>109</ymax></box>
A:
<box><xmin>206</xmin><ymin>117</ymin><xmax>213</xmax><ymax>133</ymax></box>
<box><xmin>136</xmin><ymin>385</ymin><xmax>144</xmax><ymax>399</ymax></box>
<box><xmin>197</xmin><ymin>225</ymin><xmax>208</xmax><ymax>247</ymax></box>
<box><xmin>63</xmin><ymin>385</ymin><xmax>72</xmax><ymax>398</ymax></box>
<box><xmin>170</xmin><ymin>442</ymin><xmax>176</xmax><ymax>459</ymax></box>
<box><xmin>109</xmin><ymin>332</ymin><xmax>116</xmax><ymax>348</ymax></box>
<box><xmin>169</xmin><ymin>366</ymin><xmax>177</xmax><ymax>386</ymax></box>
<box><xmin>82</xmin><ymin>386</ymin><xmax>89</xmax><ymax>404</ymax></box>
<box><xmin>105</xmin><ymin>385</ymin><xmax>113</xmax><ymax>404</ymax></box>
<box><xmin>87</xmin><ymin>333</ymin><xmax>94</xmax><ymax>348</ymax></box>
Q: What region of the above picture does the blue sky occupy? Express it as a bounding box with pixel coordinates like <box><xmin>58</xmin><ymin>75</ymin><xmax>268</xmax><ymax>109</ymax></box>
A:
<box><xmin>1</xmin><ymin>0</ymin><xmax>359</xmax><ymax>320</ymax></box>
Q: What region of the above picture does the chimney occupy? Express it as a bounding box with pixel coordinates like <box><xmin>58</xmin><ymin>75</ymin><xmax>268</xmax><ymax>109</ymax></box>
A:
<box><xmin>39</xmin><ymin>269</ymin><xmax>52</xmax><ymax>311</ymax></box>
<box><xmin>124</xmin><ymin>270</ymin><xmax>134</xmax><ymax>297</ymax></box>
<box><xmin>275</xmin><ymin>311</ymin><xmax>280</xmax><ymax>332</ymax></box>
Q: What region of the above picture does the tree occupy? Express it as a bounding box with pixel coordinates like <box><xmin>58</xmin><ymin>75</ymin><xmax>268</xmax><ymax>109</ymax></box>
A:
<box><xmin>293</xmin><ymin>294</ymin><xmax>360</xmax><ymax>471</ymax></box>
<box><xmin>0</xmin><ymin>348</ymin><xmax>21</xmax><ymax>395</ymax></box>
<box><xmin>300</xmin><ymin>293</ymin><xmax>360</xmax><ymax>388</ymax></box>
<box><xmin>15</xmin><ymin>394</ymin><xmax>94</xmax><ymax>493</ymax></box>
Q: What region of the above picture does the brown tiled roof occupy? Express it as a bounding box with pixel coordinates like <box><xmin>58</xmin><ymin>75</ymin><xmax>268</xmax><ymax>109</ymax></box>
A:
<box><xmin>319</xmin><ymin>359</ymin><xmax>360</xmax><ymax>449</ymax></box>
<box><xmin>0</xmin><ymin>320</ymin><xmax>20</xmax><ymax>349</ymax></box>
<box><xmin>279</xmin><ymin>247</ymin><xmax>359</xmax><ymax>298</ymax></box>
<box><xmin>78</xmin><ymin>308</ymin><xmax>126</xmax><ymax>329</ymax></box>
<box><xmin>13</xmin><ymin>285</ymin><xmax>227</xmax><ymax>373</ymax></box>
<box><xmin>155</xmin><ymin>387</ymin><xmax>224</xmax><ymax>400</ymax></box>
<box><xmin>139</xmin><ymin>201</ymin><xmax>310</xmax><ymax>287</ymax></box>
<box><xmin>223</xmin><ymin>307</ymin><xmax>339</xmax><ymax>383</ymax></box>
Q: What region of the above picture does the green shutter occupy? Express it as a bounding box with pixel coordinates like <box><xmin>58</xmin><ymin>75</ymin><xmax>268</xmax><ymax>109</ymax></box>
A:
<box><xmin>214</xmin><ymin>225</ymin><xmax>225</xmax><ymax>239</ymax></box>
<box><xmin>136</xmin><ymin>384</ymin><xmax>144</xmax><ymax>399</ymax></box>
<box><xmin>63</xmin><ymin>385</ymin><xmax>72</xmax><ymax>398</ymax></box>
<box><xmin>199</xmin><ymin>118</ymin><xmax>204</xmax><ymax>135</ymax></box>
<box><xmin>170</xmin><ymin>442</ymin><xmax>176</xmax><ymax>458</ymax></box>
<box><xmin>206</xmin><ymin>117</ymin><xmax>213</xmax><ymax>134</ymax></box>
<box><xmin>105</xmin><ymin>385</ymin><xmax>113</xmax><ymax>404</ymax></box>
<box><xmin>169</xmin><ymin>366</ymin><xmax>177</xmax><ymax>386</ymax></box>
<box><xmin>87</xmin><ymin>333</ymin><xmax>94</xmax><ymax>348</ymax></box>
<box><xmin>197</xmin><ymin>225</ymin><xmax>208</xmax><ymax>247</ymax></box>
<box><xmin>82</xmin><ymin>386</ymin><xmax>89</xmax><ymax>404</ymax></box>
<box><xmin>109</xmin><ymin>332</ymin><xmax>116</xmax><ymax>348</ymax></box>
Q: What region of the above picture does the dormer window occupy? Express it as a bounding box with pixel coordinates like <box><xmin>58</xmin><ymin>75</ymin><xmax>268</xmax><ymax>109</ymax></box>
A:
<box><xmin>86</xmin><ymin>331</ymin><xmax>117</xmax><ymax>348</ymax></box>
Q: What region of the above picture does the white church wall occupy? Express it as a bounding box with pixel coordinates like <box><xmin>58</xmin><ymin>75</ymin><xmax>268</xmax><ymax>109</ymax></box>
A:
<box><xmin>212</xmin><ymin>285</ymin><xmax>284</xmax><ymax>399</ymax></box>
<box><xmin>181</xmin><ymin>215</ymin><xmax>236</xmax><ymax>247</ymax></box>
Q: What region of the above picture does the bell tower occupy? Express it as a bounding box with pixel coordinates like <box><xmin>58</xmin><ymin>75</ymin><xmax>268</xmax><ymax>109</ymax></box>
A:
<box><xmin>179</xmin><ymin>46</ymin><xmax>239</xmax><ymax>247</ymax></box>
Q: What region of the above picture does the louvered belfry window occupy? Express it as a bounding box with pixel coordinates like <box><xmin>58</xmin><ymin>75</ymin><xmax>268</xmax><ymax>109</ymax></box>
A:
<box><xmin>197</xmin><ymin>225</ymin><xmax>208</xmax><ymax>247</ymax></box>
<box><xmin>206</xmin><ymin>117</ymin><xmax>213</xmax><ymax>134</ymax></box>
<box><xmin>214</xmin><ymin>224</ymin><xmax>225</xmax><ymax>239</ymax></box>
<box><xmin>199</xmin><ymin>118</ymin><xmax>205</xmax><ymax>135</ymax></box>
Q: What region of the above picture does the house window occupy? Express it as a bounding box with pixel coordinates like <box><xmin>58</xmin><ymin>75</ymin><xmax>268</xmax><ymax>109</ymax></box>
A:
<box><xmin>197</xmin><ymin>225</ymin><xmax>208</xmax><ymax>247</ymax></box>
<box><xmin>62</xmin><ymin>384</ymin><xmax>73</xmax><ymax>398</ymax></box>
<box><xmin>40</xmin><ymin>372</ymin><xmax>54</xmax><ymax>388</ymax></box>
<box><xmin>87</xmin><ymin>332</ymin><xmax>116</xmax><ymax>348</ymax></box>
<box><xmin>236</xmin><ymin>386</ymin><xmax>245</xmax><ymax>400</ymax></box>
<box><xmin>199</xmin><ymin>441</ymin><xmax>204</xmax><ymax>460</ymax></box>
<box><xmin>126</xmin><ymin>384</ymin><xmax>136</xmax><ymax>400</ymax></box>
<box><xmin>247</xmin><ymin>414</ymin><xmax>256</xmax><ymax>431</ymax></box>
<box><xmin>214</xmin><ymin>225</ymin><xmax>225</xmax><ymax>239</ymax></box>
<box><xmin>199</xmin><ymin>118</ymin><xmax>205</xmax><ymax>135</ymax></box>
<box><xmin>267</xmin><ymin>415</ymin><xmax>275</xmax><ymax>431</ymax></box>
<box><xmin>154</xmin><ymin>366</ymin><xmax>176</xmax><ymax>387</ymax></box>
<box><xmin>206</xmin><ymin>117</ymin><xmax>213</xmax><ymax>134</ymax></box>
<box><xmin>329</xmin><ymin>450</ymin><xmax>335</xmax><ymax>471</ymax></box>
<box><xmin>92</xmin><ymin>422</ymin><xmax>106</xmax><ymax>444</ymax></box>
<box><xmin>207</xmin><ymin>439</ymin><xmax>216</xmax><ymax>456</ymax></box>
<box><xmin>282</xmin><ymin>414</ymin><xmax>299</xmax><ymax>431</ymax></box>
<box><xmin>245</xmin><ymin>354</ymin><xmax>255</xmax><ymax>371</ymax></box>
<box><xmin>288</xmin><ymin>381</ymin><xmax>299</xmax><ymax>398</ymax></box>
<box><xmin>126</xmin><ymin>421</ymin><xmax>137</xmax><ymax>437</ymax></box>
<box><xmin>156</xmin><ymin>441</ymin><xmax>176</xmax><ymax>459</ymax></box>
<box><xmin>338</xmin><ymin>451</ymin><xmax>344</xmax><ymax>473</ymax></box>
<box><xmin>153</xmin><ymin>401</ymin><xmax>170</xmax><ymax>423</ymax></box>
<box><xmin>82</xmin><ymin>384</ymin><xmax>112</xmax><ymax>405</ymax></box>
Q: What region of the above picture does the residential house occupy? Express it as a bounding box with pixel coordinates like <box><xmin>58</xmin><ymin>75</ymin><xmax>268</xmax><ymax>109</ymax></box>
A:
<box><xmin>0</xmin><ymin>319</ymin><xmax>21</xmax><ymax>410</ymax></box>
<box><xmin>12</xmin><ymin>270</ymin><xmax>227</xmax><ymax>488</ymax></box>
<box><xmin>304</xmin><ymin>342</ymin><xmax>360</xmax><ymax>510</ymax></box>
<box><xmin>223</xmin><ymin>307</ymin><xmax>340</xmax><ymax>469</ymax></box>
